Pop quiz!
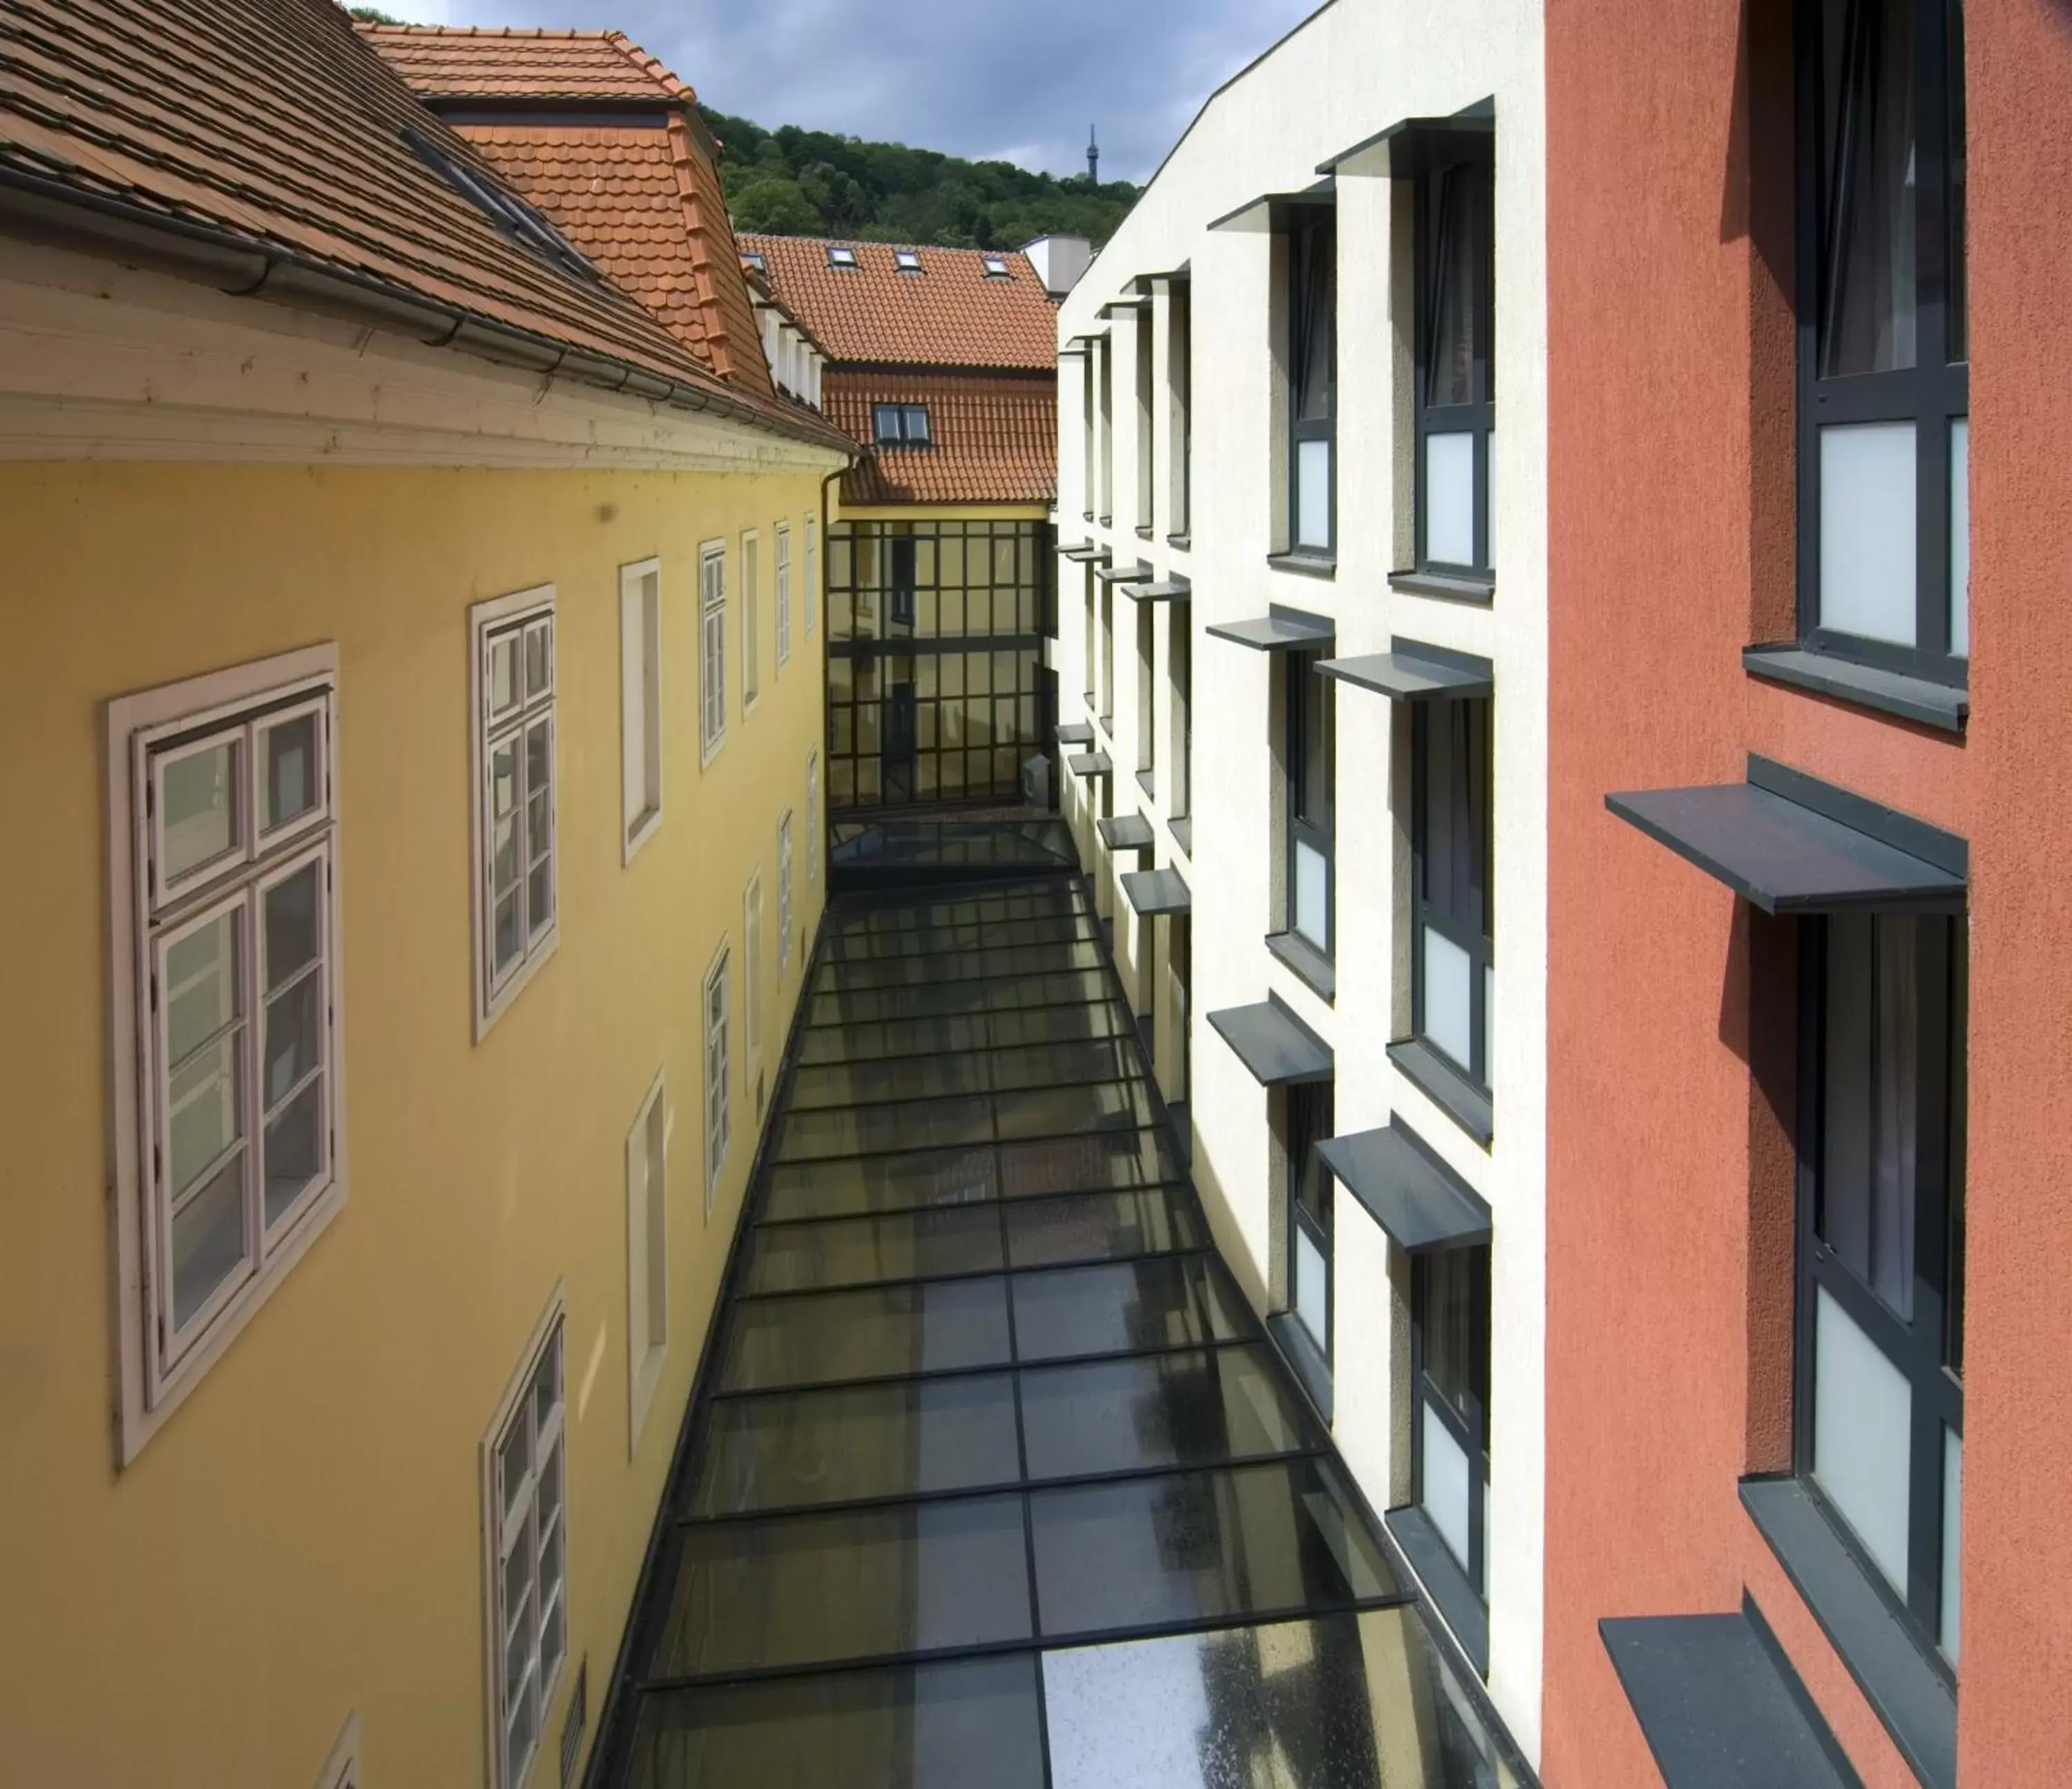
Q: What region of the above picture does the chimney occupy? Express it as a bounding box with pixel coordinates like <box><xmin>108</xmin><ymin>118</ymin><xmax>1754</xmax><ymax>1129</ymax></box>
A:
<box><xmin>1020</xmin><ymin>236</ymin><xmax>1093</xmax><ymax>299</ymax></box>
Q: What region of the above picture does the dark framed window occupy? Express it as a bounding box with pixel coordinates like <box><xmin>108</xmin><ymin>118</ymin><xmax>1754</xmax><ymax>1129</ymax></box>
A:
<box><xmin>1286</xmin><ymin>652</ymin><xmax>1334</xmax><ymax>956</ymax></box>
<box><xmin>1796</xmin><ymin>912</ymin><xmax>1965</xmax><ymax>1668</ymax></box>
<box><xmin>887</xmin><ymin>537</ymin><xmax>917</xmax><ymax>629</ymax></box>
<box><xmin>1795</xmin><ymin>0</ymin><xmax>1969</xmax><ymax>682</ymax></box>
<box><xmin>1169</xmin><ymin>602</ymin><xmax>1192</xmax><ymax>821</ymax></box>
<box><xmin>1413</xmin><ymin>1243</ymin><xmax>1491</xmax><ymax>1593</ymax></box>
<box><xmin>1169</xmin><ymin>280</ymin><xmax>1193</xmax><ymax>537</ymax></box>
<box><xmin>1411</xmin><ymin>697</ymin><xmax>1493</xmax><ymax>1087</ymax></box>
<box><xmin>1287</xmin><ymin>1081</ymin><xmax>1334</xmax><ymax>1362</ymax></box>
<box><xmin>1286</xmin><ymin>215</ymin><xmax>1336</xmax><ymax>555</ymax></box>
<box><xmin>1414</xmin><ymin>153</ymin><xmax>1495</xmax><ymax>579</ymax></box>
<box><xmin>873</xmin><ymin>404</ymin><xmax>932</xmax><ymax>447</ymax></box>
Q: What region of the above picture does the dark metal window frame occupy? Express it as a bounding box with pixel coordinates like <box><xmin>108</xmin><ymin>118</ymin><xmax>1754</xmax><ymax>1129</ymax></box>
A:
<box><xmin>1792</xmin><ymin>912</ymin><xmax>1965</xmax><ymax>1678</ymax></box>
<box><xmin>1412</xmin><ymin>150</ymin><xmax>1495</xmax><ymax>579</ymax></box>
<box><xmin>1793</xmin><ymin>0</ymin><xmax>1969</xmax><ymax>685</ymax></box>
<box><xmin>1285</xmin><ymin>213</ymin><xmax>1337</xmax><ymax>556</ymax></box>
<box><xmin>1285</xmin><ymin>1080</ymin><xmax>1335</xmax><ymax>1366</ymax></box>
<box><xmin>1411</xmin><ymin>1242</ymin><xmax>1492</xmax><ymax>1596</ymax></box>
<box><xmin>1285</xmin><ymin>650</ymin><xmax>1334</xmax><ymax>958</ymax></box>
<box><xmin>872</xmin><ymin>403</ymin><xmax>933</xmax><ymax>448</ymax></box>
<box><xmin>1410</xmin><ymin>697</ymin><xmax>1493</xmax><ymax>1089</ymax></box>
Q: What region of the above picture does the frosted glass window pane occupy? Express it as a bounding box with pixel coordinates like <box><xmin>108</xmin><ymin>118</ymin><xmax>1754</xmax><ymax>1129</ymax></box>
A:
<box><xmin>1813</xmin><ymin>1285</ymin><xmax>1912</xmax><ymax>1592</ymax></box>
<box><xmin>1294</xmin><ymin>839</ymin><xmax>1328</xmax><ymax>951</ymax></box>
<box><xmin>1294</xmin><ymin>1225</ymin><xmax>1327</xmax><ymax>1354</ymax></box>
<box><xmin>1424</xmin><ymin>432</ymin><xmax>1475</xmax><ymax>566</ymax></box>
<box><xmin>1820</xmin><ymin>421</ymin><xmax>1917</xmax><ymax>645</ymax></box>
<box><xmin>1950</xmin><ymin>418</ymin><xmax>1970</xmax><ymax>658</ymax></box>
<box><xmin>1421</xmin><ymin>926</ymin><xmax>1473</xmax><ymax>1071</ymax></box>
<box><xmin>1295</xmin><ymin>439</ymin><xmax>1332</xmax><ymax>549</ymax></box>
<box><xmin>1421</xmin><ymin>1401</ymin><xmax>1471</xmax><ymax>1570</ymax></box>
<box><xmin>1941</xmin><ymin>1426</ymin><xmax>1963</xmax><ymax>1661</ymax></box>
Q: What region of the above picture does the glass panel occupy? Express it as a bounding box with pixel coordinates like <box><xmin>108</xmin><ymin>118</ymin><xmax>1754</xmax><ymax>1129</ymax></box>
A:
<box><xmin>1294</xmin><ymin>1224</ymin><xmax>1328</xmax><ymax>1353</ymax></box>
<box><xmin>775</xmin><ymin>1096</ymin><xmax>994</xmax><ymax>1163</ymax></box>
<box><xmin>1941</xmin><ymin>1424</ymin><xmax>1962</xmax><ymax>1661</ymax></box>
<box><xmin>789</xmin><ymin>1053</ymin><xmax>991</xmax><ymax>1110</ymax></box>
<box><xmin>1013</xmin><ymin>1256</ymin><xmax>1254</xmax><ymax>1363</ymax></box>
<box><xmin>262</xmin><ymin>1078</ymin><xmax>323</xmax><ymax>1226</ymax></box>
<box><xmin>1021</xmin><ymin>1344</ymin><xmax>1317</xmax><ymax>1481</ymax></box>
<box><xmin>720</xmin><ymin>1279</ymin><xmax>1014</xmax><ymax>1392</ymax></box>
<box><xmin>1421</xmin><ymin>1245</ymin><xmax>1491</xmax><ymax>1430</ymax></box>
<box><xmin>1042</xmin><ymin>1606</ymin><xmax>1522</xmax><ymax>1789</ymax></box>
<box><xmin>538</xmin><ymin>1434</ymin><xmax>563</xmax><ymax>1528</ymax></box>
<box><xmin>1821</xmin><ymin>915</ymin><xmax>1918</xmax><ymax>1318</ymax></box>
<box><xmin>260</xmin><ymin>712</ymin><xmax>319</xmax><ymax>833</ymax></box>
<box><xmin>524</xmin><ymin>618</ymin><xmax>551</xmax><ymax>698</ymax></box>
<box><xmin>489</xmin><ymin>631</ymin><xmax>520</xmax><ymax>717</ymax></box>
<box><xmin>1295</xmin><ymin>439</ymin><xmax>1332</xmax><ymax>551</ymax></box>
<box><xmin>502</xmin><ymin>1534</ymin><xmax>530</xmax><ymax>1634</ymax></box>
<box><xmin>764</xmin><ymin>1145</ymin><xmax>999</xmax><ymax>1223</ymax></box>
<box><xmin>1819</xmin><ymin>421</ymin><xmax>1918</xmax><ymax>645</ymax></box>
<box><xmin>170</xmin><ymin>1154</ymin><xmax>248</xmax><ymax>1328</ymax></box>
<box><xmin>1950</xmin><ymin>417</ymin><xmax>1970</xmax><ymax>657</ymax></box>
<box><xmin>1421</xmin><ymin>1401</ymin><xmax>1473</xmax><ymax>1571</ymax></box>
<box><xmin>169</xmin><ymin>1032</ymin><xmax>242</xmax><ymax>1194</ymax></box>
<box><xmin>1294</xmin><ymin>839</ymin><xmax>1329</xmax><ymax>952</ymax></box>
<box><xmin>1423</xmin><ymin>430</ymin><xmax>1476</xmax><ymax>566</ymax></box>
<box><xmin>999</xmin><ymin>1129</ymin><xmax>1181</xmax><ymax>1200</ymax></box>
<box><xmin>993</xmin><ymin>1080</ymin><xmax>1155</xmax><ymax>1142</ymax></box>
<box><xmin>262</xmin><ymin>972</ymin><xmax>320</xmax><ymax>1116</ymax></box>
<box><xmin>650</xmin><ymin>1495</ymin><xmax>1032</xmax><ymax>1675</ymax></box>
<box><xmin>689</xmin><ymin>1374</ymin><xmax>1021</xmax><ymax>1515</ymax></box>
<box><xmin>1819</xmin><ymin>0</ymin><xmax>1917</xmax><ymax>377</ymax></box>
<box><xmin>1421</xmin><ymin>925</ymin><xmax>1474</xmax><ymax>1071</ymax></box>
<box><xmin>1028</xmin><ymin>1458</ymin><xmax>1395</xmax><ymax>1638</ymax></box>
<box><xmin>160</xmin><ymin>738</ymin><xmax>241</xmax><ymax>884</ymax></box>
<box><xmin>1947</xmin><ymin>0</ymin><xmax>1967</xmax><ymax>362</ymax></box>
<box><xmin>1812</xmin><ymin>1283</ymin><xmax>1913</xmax><ymax>1592</ymax></box>
<box><xmin>262</xmin><ymin>862</ymin><xmax>320</xmax><ymax>992</ymax></box>
<box><xmin>498</xmin><ymin>1415</ymin><xmax>529</xmax><ymax>1521</ymax></box>
<box><xmin>165</xmin><ymin>910</ymin><xmax>238</xmax><ymax>1062</ymax></box>
<box><xmin>742</xmin><ymin>1207</ymin><xmax>1004</xmax><ymax>1294</ymax></box>
<box><xmin>624</xmin><ymin>1656</ymin><xmax>1046</xmax><ymax>1789</ymax></box>
<box><xmin>1004</xmin><ymin>1187</ymin><xmax>1202</xmax><ymax>1269</ymax></box>
<box><xmin>1430</xmin><ymin>166</ymin><xmax>1479</xmax><ymax>408</ymax></box>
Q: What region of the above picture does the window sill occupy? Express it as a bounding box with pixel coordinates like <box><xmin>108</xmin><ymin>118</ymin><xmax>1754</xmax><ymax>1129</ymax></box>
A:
<box><xmin>1266</xmin><ymin>1311</ymin><xmax>1333</xmax><ymax>1424</ymax></box>
<box><xmin>1170</xmin><ymin>815</ymin><xmax>1193</xmax><ymax>859</ymax></box>
<box><xmin>1135</xmin><ymin>524</ymin><xmax>1155</xmax><ymax>541</ymax></box>
<box><xmin>1389</xmin><ymin>568</ymin><xmax>1495</xmax><ymax>605</ymax></box>
<box><xmin>1267</xmin><ymin>551</ymin><xmax>1336</xmax><ymax>581</ymax></box>
<box><xmin>1167</xmin><ymin>532</ymin><xmax>1193</xmax><ymax>552</ymax></box>
<box><xmin>1386</xmin><ymin>1504</ymin><xmax>1488</xmax><ymax>1676</ymax></box>
<box><xmin>1135</xmin><ymin>768</ymin><xmax>1155</xmax><ymax>801</ymax></box>
<box><xmin>1742</xmin><ymin>645</ymin><xmax>1968</xmax><ymax>734</ymax></box>
<box><xmin>1740</xmin><ymin>1476</ymin><xmax>1956</xmax><ymax>1789</ymax></box>
<box><xmin>1265</xmin><ymin>929</ymin><xmax>1335</xmax><ymax>1003</ymax></box>
<box><xmin>1387</xmin><ymin>1038</ymin><xmax>1493</xmax><ymax>1148</ymax></box>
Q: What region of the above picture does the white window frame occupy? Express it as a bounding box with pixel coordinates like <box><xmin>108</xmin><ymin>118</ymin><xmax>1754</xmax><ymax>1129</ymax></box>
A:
<box><xmin>702</xmin><ymin>946</ymin><xmax>731</xmax><ymax>1214</ymax></box>
<box><xmin>744</xmin><ymin>872</ymin><xmax>764</xmax><ymax>1067</ymax></box>
<box><xmin>741</xmin><ymin>529</ymin><xmax>762</xmax><ymax>714</ymax></box>
<box><xmin>699</xmin><ymin>542</ymin><xmax>726</xmax><ymax>766</ymax></box>
<box><xmin>481</xmin><ymin>1289</ymin><xmax>569</xmax><ymax>1789</ymax></box>
<box><xmin>805</xmin><ymin>515</ymin><xmax>818</xmax><ymax>635</ymax></box>
<box><xmin>807</xmin><ymin>751</ymin><xmax>821</xmax><ymax>884</ymax></box>
<box><xmin>626</xmin><ymin>1069</ymin><xmax>669</xmax><ymax>1451</ymax></box>
<box><xmin>620</xmin><ymin>557</ymin><xmax>662</xmax><ymax>862</ymax></box>
<box><xmin>775</xmin><ymin>524</ymin><xmax>793</xmax><ymax>671</ymax></box>
<box><xmin>314</xmin><ymin>1712</ymin><xmax>361</xmax><ymax>1789</ymax></box>
<box><xmin>471</xmin><ymin>586</ymin><xmax>559</xmax><ymax>1039</ymax></box>
<box><xmin>778</xmin><ymin>812</ymin><xmax>794</xmax><ymax>973</ymax></box>
<box><xmin>105</xmin><ymin>644</ymin><xmax>347</xmax><ymax>1465</ymax></box>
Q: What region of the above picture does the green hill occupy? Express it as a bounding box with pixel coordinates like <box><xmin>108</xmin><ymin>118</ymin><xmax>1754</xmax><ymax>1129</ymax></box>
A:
<box><xmin>702</xmin><ymin>107</ymin><xmax>1138</xmax><ymax>251</ymax></box>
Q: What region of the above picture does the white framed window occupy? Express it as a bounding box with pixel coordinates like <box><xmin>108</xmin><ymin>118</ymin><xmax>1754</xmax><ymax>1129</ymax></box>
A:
<box><xmin>699</xmin><ymin>543</ymin><xmax>726</xmax><ymax>765</ymax></box>
<box><xmin>805</xmin><ymin>515</ymin><xmax>818</xmax><ymax>635</ymax></box>
<box><xmin>702</xmin><ymin>946</ymin><xmax>730</xmax><ymax>1213</ymax></box>
<box><xmin>778</xmin><ymin>812</ymin><xmax>794</xmax><ymax>972</ymax></box>
<box><xmin>105</xmin><ymin>644</ymin><xmax>346</xmax><ymax>1464</ymax></box>
<box><xmin>483</xmin><ymin>1292</ymin><xmax>568</xmax><ymax>1789</ymax></box>
<box><xmin>741</xmin><ymin>529</ymin><xmax>762</xmax><ymax>712</ymax></box>
<box><xmin>807</xmin><ymin>751</ymin><xmax>821</xmax><ymax>883</ymax></box>
<box><xmin>775</xmin><ymin>524</ymin><xmax>793</xmax><ymax>670</ymax></box>
<box><xmin>744</xmin><ymin>872</ymin><xmax>764</xmax><ymax>1067</ymax></box>
<box><xmin>472</xmin><ymin>588</ymin><xmax>557</xmax><ymax>1037</ymax></box>
<box><xmin>620</xmin><ymin>557</ymin><xmax>662</xmax><ymax>861</ymax></box>
<box><xmin>626</xmin><ymin>1070</ymin><xmax>669</xmax><ymax>1449</ymax></box>
<box><xmin>314</xmin><ymin>1712</ymin><xmax>362</xmax><ymax>1789</ymax></box>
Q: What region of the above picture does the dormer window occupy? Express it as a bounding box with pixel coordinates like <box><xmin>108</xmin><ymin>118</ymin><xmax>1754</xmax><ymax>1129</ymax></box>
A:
<box><xmin>742</xmin><ymin>252</ymin><xmax>766</xmax><ymax>274</ymax></box>
<box><xmin>894</xmin><ymin>249</ymin><xmax>923</xmax><ymax>273</ymax></box>
<box><xmin>873</xmin><ymin>404</ymin><xmax>932</xmax><ymax>446</ymax></box>
<box><xmin>827</xmin><ymin>245</ymin><xmax>858</xmax><ymax>269</ymax></box>
<box><xmin>983</xmin><ymin>256</ymin><xmax>1011</xmax><ymax>278</ymax></box>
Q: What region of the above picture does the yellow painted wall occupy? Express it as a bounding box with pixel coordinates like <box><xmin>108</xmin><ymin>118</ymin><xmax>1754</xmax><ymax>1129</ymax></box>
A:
<box><xmin>0</xmin><ymin>459</ymin><xmax>830</xmax><ymax>1788</ymax></box>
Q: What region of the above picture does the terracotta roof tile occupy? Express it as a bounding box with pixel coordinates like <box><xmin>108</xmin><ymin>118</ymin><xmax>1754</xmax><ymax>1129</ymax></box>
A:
<box><xmin>826</xmin><ymin>370</ymin><xmax>1055</xmax><ymax>506</ymax></box>
<box><xmin>737</xmin><ymin>234</ymin><xmax>1059</xmax><ymax>371</ymax></box>
<box><xmin>352</xmin><ymin>24</ymin><xmax>691</xmax><ymax>104</ymax></box>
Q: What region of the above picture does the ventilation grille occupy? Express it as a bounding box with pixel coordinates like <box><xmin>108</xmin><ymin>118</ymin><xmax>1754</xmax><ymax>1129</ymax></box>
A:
<box><xmin>559</xmin><ymin>1659</ymin><xmax>588</xmax><ymax>1788</ymax></box>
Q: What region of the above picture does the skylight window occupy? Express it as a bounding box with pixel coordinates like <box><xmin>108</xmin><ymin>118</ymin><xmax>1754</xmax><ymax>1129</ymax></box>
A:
<box><xmin>828</xmin><ymin>245</ymin><xmax>858</xmax><ymax>269</ymax></box>
<box><xmin>983</xmin><ymin>256</ymin><xmax>1011</xmax><ymax>278</ymax></box>
<box><xmin>894</xmin><ymin>249</ymin><xmax>923</xmax><ymax>273</ymax></box>
<box><xmin>742</xmin><ymin>252</ymin><xmax>767</xmax><ymax>273</ymax></box>
<box><xmin>873</xmin><ymin>404</ymin><xmax>932</xmax><ymax>446</ymax></box>
<box><xmin>402</xmin><ymin>126</ymin><xmax>597</xmax><ymax>284</ymax></box>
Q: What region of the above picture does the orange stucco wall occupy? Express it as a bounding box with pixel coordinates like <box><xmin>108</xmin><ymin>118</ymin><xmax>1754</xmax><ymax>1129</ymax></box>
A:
<box><xmin>1544</xmin><ymin>0</ymin><xmax>2072</xmax><ymax>1781</ymax></box>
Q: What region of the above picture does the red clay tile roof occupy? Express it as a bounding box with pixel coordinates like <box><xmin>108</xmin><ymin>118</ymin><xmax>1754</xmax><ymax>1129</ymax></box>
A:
<box><xmin>352</xmin><ymin>25</ymin><xmax>691</xmax><ymax>105</ymax></box>
<box><xmin>826</xmin><ymin>370</ymin><xmax>1055</xmax><ymax>506</ymax></box>
<box><xmin>0</xmin><ymin>0</ymin><xmax>843</xmax><ymax>448</ymax></box>
<box><xmin>737</xmin><ymin>235</ymin><xmax>1059</xmax><ymax>372</ymax></box>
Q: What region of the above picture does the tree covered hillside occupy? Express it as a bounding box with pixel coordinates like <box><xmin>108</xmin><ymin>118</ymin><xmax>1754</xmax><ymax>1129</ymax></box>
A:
<box><xmin>703</xmin><ymin>107</ymin><xmax>1138</xmax><ymax>250</ymax></box>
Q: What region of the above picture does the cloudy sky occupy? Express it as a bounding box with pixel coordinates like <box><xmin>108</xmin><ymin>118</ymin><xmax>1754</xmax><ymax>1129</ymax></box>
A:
<box><xmin>375</xmin><ymin>0</ymin><xmax>1322</xmax><ymax>184</ymax></box>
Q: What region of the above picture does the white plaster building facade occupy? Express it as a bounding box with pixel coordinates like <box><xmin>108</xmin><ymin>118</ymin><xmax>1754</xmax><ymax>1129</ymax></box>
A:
<box><xmin>1051</xmin><ymin>0</ymin><xmax>1549</xmax><ymax>1761</ymax></box>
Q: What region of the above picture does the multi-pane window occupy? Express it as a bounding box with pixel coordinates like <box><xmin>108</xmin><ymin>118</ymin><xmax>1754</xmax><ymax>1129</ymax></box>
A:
<box><xmin>744</xmin><ymin>874</ymin><xmax>764</xmax><ymax>1067</ymax></box>
<box><xmin>807</xmin><ymin>752</ymin><xmax>821</xmax><ymax>883</ymax></box>
<box><xmin>775</xmin><ymin>524</ymin><xmax>793</xmax><ymax>670</ymax></box>
<box><xmin>474</xmin><ymin>590</ymin><xmax>557</xmax><ymax>1031</ymax></box>
<box><xmin>1287</xmin><ymin>213</ymin><xmax>1336</xmax><ymax>554</ymax></box>
<box><xmin>1412</xmin><ymin>698</ymin><xmax>1493</xmax><ymax>1089</ymax></box>
<box><xmin>778</xmin><ymin>812</ymin><xmax>794</xmax><ymax>971</ymax></box>
<box><xmin>1286</xmin><ymin>653</ymin><xmax>1334</xmax><ymax>957</ymax></box>
<box><xmin>1797</xmin><ymin>0</ymin><xmax>1969</xmax><ymax>678</ymax></box>
<box><xmin>1287</xmin><ymin>1082</ymin><xmax>1334</xmax><ymax>1362</ymax></box>
<box><xmin>1414</xmin><ymin>1244</ymin><xmax>1493</xmax><ymax>1594</ymax></box>
<box><xmin>742</xmin><ymin>531</ymin><xmax>761</xmax><ymax>711</ymax></box>
<box><xmin>620</xmin><ymin>559</ymin><xmax>662</xmax><ymax>859</ymax></box>
<box><xmin>699</xmin><ymin>543</ymin><xmax>725</xmax><ymax>762</ymax></box>
<box><xmin>873</xmin><ymin>404</ymin><xmax>932</xmax><ymax>446</ymax></box>
<box><xmin>805</xmin><ymin>516</ymin><xmax>818</xmax><ymax>635</ymax></box>
<box><xmin>1800</xmin><ymin>912</ymin><xmax>1966</xmax><ymax>1664</ymax></box>
<box><xmin>489</xmin><ymin>1308</ymin><xmax>568</xmax><ymax>1789</ymax></box>
<box><xmin>114</xmin><ymin>651</ymin><xmax>342</xmax><ymax>1445</ymax></box>
<box><xmin>703</xmin><ymin>947</ymin><xmax>730</xmax><ymax>1212</ymax></box>
<box><xmin>626</xmin><ymin>1074</ymin><xmax>669</xmax><ymax>1444</ymax></box>
<box><xmin>1415</xmin><ymin>153</ymin><xmax>1495</xmax><ymax>580</ymax></box>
